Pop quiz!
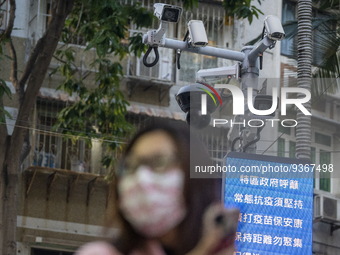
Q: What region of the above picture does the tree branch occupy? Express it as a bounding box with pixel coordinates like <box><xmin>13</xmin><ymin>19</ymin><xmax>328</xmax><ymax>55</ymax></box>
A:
<box><xmin>1</xmin><ymin>0</ymin><xmax>15</xmax><ymax>39</ymax></box>
<box><xmin>0</xmin><ymin>94</ymin><xmax>8</xmax><ymax>138</ymax></box>
<box><xmin>7</xmin><ymin>39</ymin><xmax>20</xmax><ymax>97</ymax></box>
<box><xmin>18</xmin><ymin>37</ymin><xmax>45</xmax><ymax>91</ymax></box>
<box><xmin>11</xmin><ymin>0</ymin><xmax>75</xmax><ymax>146</ymax></box>
<box><xmin>52</xmin><ymin>54</ymin><xmax>79</xmax><ymax>71</ymax></box>
<box><xmin>18</xmin><ymin>0</ymin><xmax>75</xmax><ymax>102</ymax></box>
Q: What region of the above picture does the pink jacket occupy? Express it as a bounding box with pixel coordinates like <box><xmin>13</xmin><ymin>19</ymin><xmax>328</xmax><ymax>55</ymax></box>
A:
<box><xmin>76</xmin><ymin>241</ymin><xmax>167</xmax><ymax>255</ymax></box>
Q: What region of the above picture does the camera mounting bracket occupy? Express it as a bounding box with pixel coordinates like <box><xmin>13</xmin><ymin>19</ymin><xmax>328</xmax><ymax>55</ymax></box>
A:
<box><xmin>143</xmin><ymin>4</ymin><xmax>285</xmax><ymax>154</ymax></box>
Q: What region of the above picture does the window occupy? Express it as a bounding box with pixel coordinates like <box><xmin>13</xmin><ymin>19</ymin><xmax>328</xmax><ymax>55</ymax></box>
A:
<box><xmin>281</xmin><ymin>0</ymin><xmax>336</xmax><ymax>65</ymax></box>
<box><xmin>311</xmin><ymin>147</ymin><xmax>316</xmax><ymax>187</ymax></box>
<box><xmin>311</xmin><ymin>147</ymin><xmax>316</xmax><ymax>163</ymax></box>
<box><xmin>278</xmin><ymin>138</ymin><xmax>285</xmax><ymax>157</ymax></box>
<box><xmin>312</xmin><ymin>11</ymin><xmax>337</xmax><ymax>66</ymax></box>
<box><xmin>311</xmin><ymin>131</ymin><xmax>332</xmax><ymax>192</ymax></box>
<box><xmin>28</xmin><ymin>98</ymin><xmax>93</xmax><ymax>173</ymax></box>
<box><xmin>289</xmin><ymin>141</ymin><xmax>296</xmax><ymax>158</ymax></box>
<box><xmin>319</xmin><ymin>150</ymin><xmax>331</xmax><ymax>192</ymax></box>
<box><xmin>0</xmin><ymin>1</ymin><xmax>8</xmax><ymax>31</ymax></box>
<box><xmin>31</xmin><ymin>248</ymin><xmax>74</xmax><ymax>255</ymax></box>
<box><xmin>315</xmin><ymin>132</ymin><xmax>331</xmax><ymax>147</ymax></box>
<box><xmin>200</xmin><ymin>129</ymin><xmax>229</xmax><ymax>163</ymax></box>
<box><xmin>281</xmin><ymin>0</ymin><xmax>296</xmax><ymax>56</ymax></box>
<box><xmin>27</xmin><ymin>0</ymin><xmax>52</xmax><ymax>40</ymax></box>
<box><xmin>278</xmin><ymin>125</ymin><xmax>291</xmax><ymax>135</ymax></box>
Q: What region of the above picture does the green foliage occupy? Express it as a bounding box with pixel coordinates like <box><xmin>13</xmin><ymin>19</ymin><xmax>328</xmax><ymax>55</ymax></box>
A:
<box><xmin>0</xmin><ymin>78</ymin><xmax>11</xmax><ymax>98</ymax></box>
<box><xmin>223</xmin><ymin>0</ymin><xmax>263</xmax><ymax>24</ymax></box>
<box><xmin>54</xmin><ymin>1</ymin><xmax>154</xmax><ymax>170</ymax></box>
<box><xmin>316</xmin><ymin>0</ymin><xmax>340</xmax><ymax>11</ymax></box>
<box><xmin>54</xmin><ymin>0</ymin><xmax>264</xmax><ymax>171</ymax></box>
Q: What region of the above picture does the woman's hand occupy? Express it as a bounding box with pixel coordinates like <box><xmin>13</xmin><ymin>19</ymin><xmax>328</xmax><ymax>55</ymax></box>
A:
<box><xmin>186</xmin><ymin>203</ymin><xmax>239</xmax><ymax>255</ymax></box>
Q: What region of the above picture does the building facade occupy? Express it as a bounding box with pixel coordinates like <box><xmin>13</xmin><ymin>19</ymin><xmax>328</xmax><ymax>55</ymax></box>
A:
<box><xmin>0</xmin><ymin>0</ymin><xmax>339</xmax><ymax>254</ymax></box>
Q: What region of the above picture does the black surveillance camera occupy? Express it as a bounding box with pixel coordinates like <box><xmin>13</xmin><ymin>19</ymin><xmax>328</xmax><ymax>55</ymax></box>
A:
<box><xmin>175</xmin><ymin>83</ymin><xmax>219</xmax><ymax>129</ymax></box>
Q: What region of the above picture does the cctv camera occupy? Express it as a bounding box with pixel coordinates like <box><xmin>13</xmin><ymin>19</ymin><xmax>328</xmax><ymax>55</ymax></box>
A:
<box><xmin>175</xmin><ymin>83</ymin><xmax>219</xmax><ymax>129</ymax></box>
<box><xmin>188</xmin><ymin>20</ymin><xmax>208</xmax><ymax>47</ymax></box>
<box><xmin>154</xmin><ymin>3</ymin><xmax>182</xmax><ymax>23</ymax></box>
<box><xmin>264</xmin><ymin>15</ymin><xmax>285</xmax><ymax>41</ymax></box>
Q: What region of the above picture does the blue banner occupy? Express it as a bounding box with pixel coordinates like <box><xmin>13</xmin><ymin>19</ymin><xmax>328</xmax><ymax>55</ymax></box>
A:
<box><xmin>224</xmin><ymin>152</ymin><xmax>313</xmax><ymax>255</ymax></box>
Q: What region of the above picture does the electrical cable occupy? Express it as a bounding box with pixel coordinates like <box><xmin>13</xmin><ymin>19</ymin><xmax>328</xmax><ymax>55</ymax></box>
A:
<box><xmin>231</xmin><ymin>137</ymin><xmax>241</xmax><ymax>152</ymax></box>
<box><xmin>176</xmin><ymin>30</ymin><xmax>189</xmax><ymax>70</ymax></box>
<box><xmin>142</xmin><ymin>46</ymin><xmax>159</xmax><ymax>67</ymax></box>
<box><xmin>242</xmin><ymin>126</ymin><xmax>265</xmax><ymax>152</ymax></box>
<box><xmin>261</xmin><ymin>132</ymin><xmax>285</xmax><ymax>155</ymax></box>
<box><xmin>0</xmin><ymin>121</ymin><xmax>127</xmax><ymax>144</ymax></box>
<box><xmin>176</xmin><ymin>49</ymin><xmax>181</xmax><ymax>70</ymax></box>
<box><xmin>259</xmin><ymin>26</ymin><xmax>266</xmax><ymax>70</ymax></box>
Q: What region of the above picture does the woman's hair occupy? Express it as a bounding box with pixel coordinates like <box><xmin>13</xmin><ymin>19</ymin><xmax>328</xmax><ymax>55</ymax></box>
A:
<box><xmin>112</xmin><ymin>120</ymin><xmax>221</xmax><ymax>255</ymax></box>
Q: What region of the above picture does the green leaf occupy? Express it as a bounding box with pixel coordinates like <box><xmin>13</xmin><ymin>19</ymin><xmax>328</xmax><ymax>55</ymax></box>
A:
<box><xmin>53</xmin><ymin>0</ymin><xmax>153</xmax><ymax>173</ymax></box>
<box><xmin>0</xmin><ymin>107</ymin><xmax>12</xmax><ymax>123</ymax></box>
<box><xmin>0</xmin><ymin>79</ymin><xmax>11</xmax><ymax>98</ymax></box>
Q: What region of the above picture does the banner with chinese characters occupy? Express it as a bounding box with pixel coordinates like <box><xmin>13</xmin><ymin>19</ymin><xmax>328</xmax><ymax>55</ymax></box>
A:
<box><xmin>224</xmin><ymin>152</ymin><xmax>313</xmax><ymax>255</ymax></box>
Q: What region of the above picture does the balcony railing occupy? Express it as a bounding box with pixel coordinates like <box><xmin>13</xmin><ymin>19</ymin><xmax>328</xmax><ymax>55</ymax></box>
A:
<box><xmin>23</xmin><ymin>130</ymin><xmax>118</xmax><ymax>175</ymax></box>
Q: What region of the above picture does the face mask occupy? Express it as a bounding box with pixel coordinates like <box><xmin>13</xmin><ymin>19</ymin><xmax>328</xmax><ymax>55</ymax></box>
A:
<box><xmin>118</xmin><ymin>166</ymin><xmax>186</xmax><ymax>237</ymax></box>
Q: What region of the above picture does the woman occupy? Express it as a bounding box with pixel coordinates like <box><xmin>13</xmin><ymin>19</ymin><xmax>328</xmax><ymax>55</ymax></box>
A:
<box><xmin>76</xmin><ymin>121</ymin><xmax>238</xmax><ymax>255</ymax></box>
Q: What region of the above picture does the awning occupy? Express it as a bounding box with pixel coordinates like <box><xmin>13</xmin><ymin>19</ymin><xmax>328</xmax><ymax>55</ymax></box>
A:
<box><xmin>38</xmin><ymin>88</ymin><xmax>186</xmax><ymax>121</ymax></box>
<box><xmin>127</xmin><ymin>104</ymin><xmax>185</xmax><ymax>121</ymax></box>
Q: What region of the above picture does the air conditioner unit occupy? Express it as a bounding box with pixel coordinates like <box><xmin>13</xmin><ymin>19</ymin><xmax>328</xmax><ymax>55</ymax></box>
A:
<box><xmin>314</xmin><ymin>194</ymin><xmax>340</xmax><ymax>222</ymax></box>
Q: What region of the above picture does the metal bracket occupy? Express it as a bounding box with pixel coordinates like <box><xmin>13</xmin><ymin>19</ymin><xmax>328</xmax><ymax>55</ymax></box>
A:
<box><xmin>105</xmin><ymin>185</ymin><xmax>112</xmax><ymax>209</ymax></box>
<box><xmin>145</xmin><ymin>21</ymin><xmax>168</xmax><ymax>47</ymax></box>
<box><xmin>331</xmin><ymin>224</ymin><xmax>340</xmax><ymax>236</ymax></box>
<box><xmin>66</xmin><ymin>174</ymin><xmax>79</xmax><ymax>203</ymax></box>
<box><xmin>86</xmin><ymin>177</ymin><xmax>97</xmax><ymax>207</ymax></box>
<box><xmin>25</xmin><ymin>169</ymin><xmax>37</xmax><ymax>197</ymax></box>
<box><xmin>46</xmin><ymin>171</ymin><xmax>57</xmax><ymax>201</ymax></box>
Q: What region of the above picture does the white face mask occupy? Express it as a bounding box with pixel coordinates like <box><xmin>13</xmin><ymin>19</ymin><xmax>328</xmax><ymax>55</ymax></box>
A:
<box><xmin>118</xmin><ymin>166</ymin><xmax>186</xmax><ymax>237</ymax></box>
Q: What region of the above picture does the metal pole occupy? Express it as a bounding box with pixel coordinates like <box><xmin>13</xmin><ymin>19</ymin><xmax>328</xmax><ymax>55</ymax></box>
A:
<box><xmin>143</xmin><ymin>35</ymin><xmax>245</xmax><ymax>62</ymax></box>
<box><xmin>239</xmin><ymin>46</ymin><xmax>260</xmax><ymax>154</ymax></box>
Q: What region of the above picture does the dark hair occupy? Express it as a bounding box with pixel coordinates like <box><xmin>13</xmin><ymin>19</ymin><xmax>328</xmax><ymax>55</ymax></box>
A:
<box><xmin>112</xmin><ymin>120</ymin><xmax>221</xmax><ymax>255</ymax></box>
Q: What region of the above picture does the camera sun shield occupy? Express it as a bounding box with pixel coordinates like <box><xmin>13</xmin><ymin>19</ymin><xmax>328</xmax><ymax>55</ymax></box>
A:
<box><xmin>264</xmin><ymin>15</ymin><xmax>285</xmax><ymax>41</ymax></box>
<box><xmin>188</xmin><ymin>20</ymin><xmax>208</xmax><ymax>47</ymax></box>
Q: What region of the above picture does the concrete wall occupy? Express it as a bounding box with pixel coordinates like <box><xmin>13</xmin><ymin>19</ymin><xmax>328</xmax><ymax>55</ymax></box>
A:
<box><xmin>17</xmin><ymin>168</ymin><xmax>117</xmax><ymax>254</ymax></box>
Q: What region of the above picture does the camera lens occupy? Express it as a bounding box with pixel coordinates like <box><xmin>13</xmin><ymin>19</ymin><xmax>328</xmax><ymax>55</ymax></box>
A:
<box><xmin>161</xmin><ymin>8</ymin><xmax>180</xmax><ymax>22</ymax></box>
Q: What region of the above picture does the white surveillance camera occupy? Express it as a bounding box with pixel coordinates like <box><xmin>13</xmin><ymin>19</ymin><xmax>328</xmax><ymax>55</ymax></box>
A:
<box><xmin>264</xmin><ymin>15</ymin><xmax>285</xmax><ymax>41</ymax></box>
<box><xmin>188</xmin><ymin>20</ymin><xmax>208</xmax><ymax>47</ymax></box>
<box><xmin>154</xmin><ymin>3</ymin><xmax>182</xmax><ymax>23</ymax></box>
